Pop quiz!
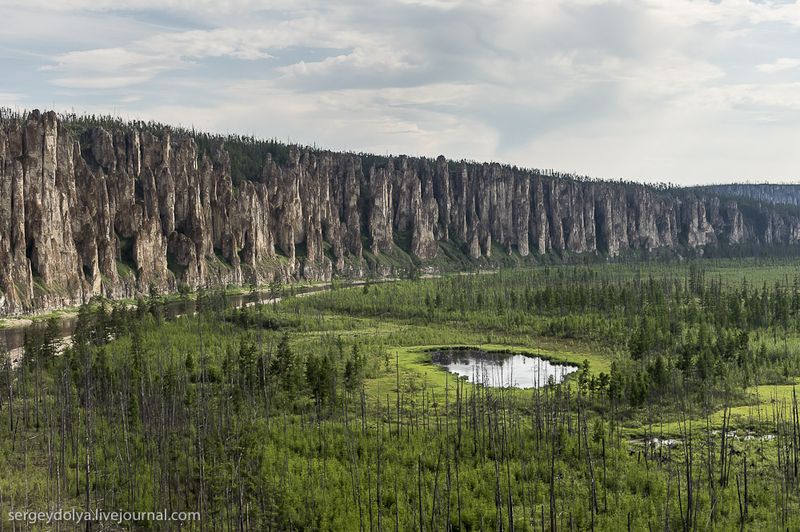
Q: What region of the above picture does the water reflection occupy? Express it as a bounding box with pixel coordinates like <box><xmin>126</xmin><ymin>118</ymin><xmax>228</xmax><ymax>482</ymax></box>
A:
<box><xmin>0</xmin><ymin>286</ymin><xmax>315</xmax><ymax>362</ymax></box>
<box><xmin>430</xmin><ymin>348</ymin><xmax>578</xmax><ymax>389</ymax></box>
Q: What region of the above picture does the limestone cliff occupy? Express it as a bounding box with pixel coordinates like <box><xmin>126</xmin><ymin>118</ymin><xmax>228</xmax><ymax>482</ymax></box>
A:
<box><xmin>1</xmin><ymin>110</ymin><xmax>799</xmax><ymax>314</ymax></box>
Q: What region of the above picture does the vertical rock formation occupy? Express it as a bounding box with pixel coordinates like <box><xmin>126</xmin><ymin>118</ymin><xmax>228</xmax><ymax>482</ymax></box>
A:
<box><xmin>1</xmin><ymin>109</ymin><xmax>800</xmax><ymax>314</ymax></box>
<box><xmin>368</xmin><ymin>165</ymin><xmax>393</xmax><ymax>255</ymax></box>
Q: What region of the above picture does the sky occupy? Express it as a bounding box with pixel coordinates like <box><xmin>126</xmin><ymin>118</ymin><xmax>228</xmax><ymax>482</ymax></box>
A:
<box><xmin>1</xmin><ymin>0</ymin><xmax>800</xmax><ymax>185</ymax></box>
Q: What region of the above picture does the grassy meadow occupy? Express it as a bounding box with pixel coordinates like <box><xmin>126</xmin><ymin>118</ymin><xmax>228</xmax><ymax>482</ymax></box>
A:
<box><xmin>3</xmin><ymin>258</ymin><xmax>800</xmax><ymax>529</ymax></box>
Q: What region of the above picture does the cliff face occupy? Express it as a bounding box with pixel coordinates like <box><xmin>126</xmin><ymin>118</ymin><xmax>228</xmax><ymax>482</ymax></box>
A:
<box><xmin>1</xmin><ymin>111</ymin><xmax>799</xmax><ymax>314</ymax></box>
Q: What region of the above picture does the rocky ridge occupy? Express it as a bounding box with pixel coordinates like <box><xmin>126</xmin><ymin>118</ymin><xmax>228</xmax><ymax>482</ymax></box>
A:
<box><xmin>1</xmin><ymin>110</ymin><xmax>799</xmax><ymax>314</ymax></box>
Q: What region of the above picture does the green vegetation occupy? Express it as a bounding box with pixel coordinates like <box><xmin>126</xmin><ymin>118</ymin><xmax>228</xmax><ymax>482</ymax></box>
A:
<box><xmin>4</xmin><ymin>259</ymin><xmax>800</xmax><ymax>529</ymax></box>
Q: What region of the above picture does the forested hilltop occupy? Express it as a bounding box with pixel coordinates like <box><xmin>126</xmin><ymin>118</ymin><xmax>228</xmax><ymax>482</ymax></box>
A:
<box><xmin>3</xmin><ymin>109</ymin><xmax>800</xmax><ymax>314</ymax></box>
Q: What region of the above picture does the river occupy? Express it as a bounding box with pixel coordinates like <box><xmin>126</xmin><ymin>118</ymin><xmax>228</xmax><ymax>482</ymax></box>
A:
<box><xmin>0</xmin><ymin>282</ymin><xmax>351</xmax><ymax>366</ymax></box>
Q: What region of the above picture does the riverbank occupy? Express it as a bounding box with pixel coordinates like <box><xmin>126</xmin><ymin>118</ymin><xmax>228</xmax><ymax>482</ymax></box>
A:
<box><xmin>0</xmin><ymin>279</ymin><xmax>336</xmax><ymax>329</ymax></box>
<box><xmin>0</xmin><ymin>268</ymin><xmax>492</xmax><ymax>328</ymax></box>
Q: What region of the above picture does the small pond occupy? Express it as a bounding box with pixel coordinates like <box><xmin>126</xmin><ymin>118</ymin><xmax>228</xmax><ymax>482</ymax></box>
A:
<box><xmin>430</xmin><ymin>348</ymin><xmax>579</xmax><ymax>389</ymax></box>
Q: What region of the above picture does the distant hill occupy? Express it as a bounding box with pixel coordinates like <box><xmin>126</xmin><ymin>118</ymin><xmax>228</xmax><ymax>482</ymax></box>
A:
<box><xmin>695</xmin><ymin>184</ymin><xmax>800</xmax><ymax>207</ymax></box>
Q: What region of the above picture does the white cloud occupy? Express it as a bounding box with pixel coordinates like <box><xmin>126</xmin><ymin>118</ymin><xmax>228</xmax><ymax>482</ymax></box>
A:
<box><xmin>0</xmin><ymin>0</ymin><xmax>309</xmax><ymax>14</ymax></box>
<box><xmin>40</xmin><ymin>16</ymin><xmax>377</xmax><ymax>88</ymax></box>
<box><xmin>643</xmin><ymin>0</ymin><xmax>800</xmax><ymax>29</ymax></box>
<box><xmin>6</xmin><ymin>0</ymin><xmax>800</xmax><ymax>182</ymax></box>
<box><xmin>137</xmin><ymin>21</ymin><xmax>370</xmax><ymax>58</ymax></box>
<box><xmin>275</xmin><ymin>46</ymin><xmax>416</xmax><ymax>86</ymax></box>
<box><xmin>691</xmin><ymin>82</ymin><xmax>800</xmax><ymax>113</ymax></box>
<box><xmin>141</xmin><ymin>30</ymin><xmax>275</xmax><ymax>60</ymax></box>
<box><xmin>42</xmin><ymin>48</ymin><xmax>182</xmax><ymax>89</ymax></box>
<box><xmin>757</xmin><ymin>57</ymin><xmax>800</xmax><ymax>73</ymax></box>
<box><xmin>395</xmin><ymin>0</ymin><xmax>462</xmax><ymax>9</ymax></box>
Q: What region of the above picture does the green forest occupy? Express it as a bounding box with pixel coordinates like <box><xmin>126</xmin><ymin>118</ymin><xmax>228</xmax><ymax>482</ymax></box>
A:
<box><xmin>4</xmin><ymin>258</ymin><xmax>800</xmax><ymax>530</ymax></box>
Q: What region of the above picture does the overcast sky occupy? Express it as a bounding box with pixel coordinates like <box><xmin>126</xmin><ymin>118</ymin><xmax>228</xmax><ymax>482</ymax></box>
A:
<box><xmin>1</xmin><ymin>0</ymin><xmax>799</xmax><ymax>185</ymax></box>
